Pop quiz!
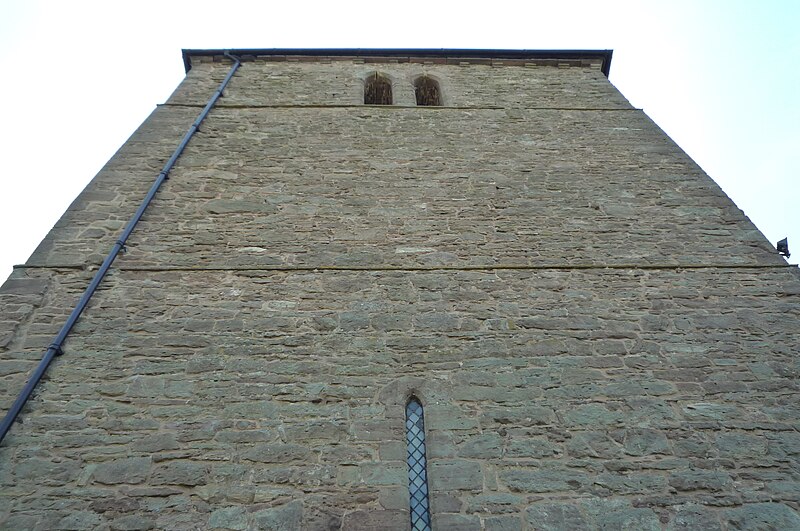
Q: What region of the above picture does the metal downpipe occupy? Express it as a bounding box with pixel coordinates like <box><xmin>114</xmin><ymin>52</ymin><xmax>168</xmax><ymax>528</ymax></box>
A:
<box><xmin>0</xmin><ymin>52</ymin><xmax>242</xmax><ymax>445</ymax></box>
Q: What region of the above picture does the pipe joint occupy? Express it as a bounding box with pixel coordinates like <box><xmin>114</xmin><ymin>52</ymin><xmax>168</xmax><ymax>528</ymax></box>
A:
<box><xmin>48</xmin><ymin>344</ymin><xmax>64</xmax><ymax>356</ymax></box>
<box><xmin>224</xmin><ymin>51</ymin><xmax>242</xmax><ymax>63</ymax></box>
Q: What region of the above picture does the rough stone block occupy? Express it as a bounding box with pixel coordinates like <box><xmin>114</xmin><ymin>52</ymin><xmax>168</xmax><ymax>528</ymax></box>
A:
<box><xmin>500</xmin><ymin>466</ymin><xmax>588</xmax><ymax>493</ymax></box>
<box><xmin>566</xmin><ymin>431</ymin><xmax>622</xmax><ymax>458</ymax></box>
<box><xmin>111</xmin><ymin>514</ymin><xmax>156</xmax><ymax>531</ymax></box>
<box><xmin>242</xmin><ymin>443</ymin><xmax>312</xmax><ymax>463</ymax></box>
<box><xmin>56</xmin><ymin>511</ymin><xmax>103</xmax><ymax>530</ymax></box>
<box><xmin>0</xmin><ymin>278</ymin><xmax>47</xmax><ymax>295</ymax></box>
<box><xmin>526</xmin><ymin>503</ymin><xmax>589</xmax><ymax>530</ymax></box>
<box><xmin>458</xmin><ymin>433</ymin><xmax>503</xmax><ymax>458</ymax></box>
<box><xmin>358</xmin><ymin>462</ymin><xmax>406</xmax><ymax>486</ymax></box>
<box><xmin>580</xmin><ymin>499</ymin><xmax>661</xmax><ymax>530</ymax></box>
<box><xmin>506</xmin><ymin>437</ymin><xmax>561</xmax><ymax>458</ymax></box>
<box><xmin>253</xmin><ymin>500</ymin><xmax>303</xmax><ymax>530</ymax></box>
<box><xmin>723</xmin><ymin>503</ymin><xmax>800</xmax><ymax>530</ymax></box>
<box><xmin>208</xmin><ymin>507</ymin><xmax>248</xmax><ymax>530</ymax></box>
<box><xmin>620</xmin><ymin>428</ymin><xmax>671</xmax><ymax>456</ymax></box>
<box><xmin>341</xmin><ymin>509</ymin><xmax>407</xmax><ymax>530</ymax></box>
<box><xmin>484</xmin><ymin>515</ymin><xmax>522</xmax><ymax>531</ymax></box>
<box><xmin>666</xmin><ymin>504</ymin><xmax>722</xmax><ymax>530</ymax></box>
<box><xmin>669</xmin><ymin>470</ymin><xmax>732</xmax><ymax>492</ymax></box>
<box><xmin>151</xmin><ymin>461</ymin><xmax>208</xmax><ymax>486</ymax></box>
<box><xmin>93</xmin><ymin>458</ymin><xmax>151</xmax><ymax>485</ymax></box>
<box><xmin>430</xmin><ymin>460</ymin><xmax>483</xmax><ymax>491</ymax></box>
<box><xmin>132</xmin><ymin>433</ymin><xmax>180</xmax><ymax>452</ymax></box>
<box><xmin>563</xmin><ymin>403</ymin><xmax>624</xmax><ymax>427</ymax></box>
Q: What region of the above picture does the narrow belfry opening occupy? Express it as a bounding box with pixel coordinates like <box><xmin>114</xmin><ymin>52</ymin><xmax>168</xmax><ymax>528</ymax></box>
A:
<box><xmin>364</xmin><ymin>73</ymin><xmax>392</xmax><ymax>105</ymax></box>
<box><xmin>406</xmin><ymin>397</ymin><xmax>432</xmax><ymax>531</ymax></box>
<box><xmin>414</xmin><ymin>76</ymin><xmax>442</xmax><ymax>106</ymax></box>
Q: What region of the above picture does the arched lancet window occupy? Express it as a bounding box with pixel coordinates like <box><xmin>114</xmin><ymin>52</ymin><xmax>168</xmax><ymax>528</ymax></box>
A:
<box><xmin>406</xmin><ymin>397</ymin><xmax>431</xmax><ymax>531</ymax></box>
<box><xmin>364</xmin><ymin>73</ymin><xmax>392</xmax><ymax>105</ymax></box>
<box><xmin>414</xmin><ymin>76</ymin><xmax>442</xmax><ymax>106</ymax></box>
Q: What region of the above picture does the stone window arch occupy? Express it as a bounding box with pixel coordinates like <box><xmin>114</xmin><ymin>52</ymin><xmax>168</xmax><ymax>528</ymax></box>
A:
<box><xmin>364</xmin><ymin>72</ymin><xmax>393</xmax><ymax>105</ymax></box>
<box><xmin>414</xmin><ymin>76</ymin><xmax>442</xmax><ymax>106</ymax></box>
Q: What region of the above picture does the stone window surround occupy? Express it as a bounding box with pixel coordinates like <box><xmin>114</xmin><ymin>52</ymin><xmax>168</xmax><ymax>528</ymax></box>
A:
<box><xmin>362</xmin><ymin>71</ymin><xmax>446</xmax><ymax>106</ymax></box>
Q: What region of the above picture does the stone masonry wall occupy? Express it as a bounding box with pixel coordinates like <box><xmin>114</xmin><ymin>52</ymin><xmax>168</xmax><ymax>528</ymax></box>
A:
<box><xmin>1</xmin><ymin>56</ymin><xmax>799</xmax><ymax>530</ymax></box>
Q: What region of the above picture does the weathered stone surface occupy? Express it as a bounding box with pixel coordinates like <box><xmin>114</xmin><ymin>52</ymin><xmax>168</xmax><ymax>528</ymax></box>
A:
<box><xmin>666</xmin><ymin>504</ymin><xmax>722</xmax><ymax>530</ymax></box>
<box><xmin>131</xmin><ymin>433</ymin><xmax>180</xmax><ymax>452</ymax></box>
<box><xmin>242</xmin><ymin>443</ymin><xmax>312</xmax><ymax>463</ymax></box>
<box><xmin>1</xmin><ymin>52</ymin><xmax>799</xmax><ymax>528</ymax></box>
<box><xmin>56</xmin><ymin>511</ymin><xmax>104</xmax><ymax>530</ymax></box>
<box><xmin>203</xmin><ymin>199</ymin><xmax>277</xmax><ymax>215</ymax></box>
<box><xmin>0</xmin><ymin>278</ymin><xmax>48</xmax><ymax>295</ymax></box>
<box><xmin>151</xmin><ymin>460</ymin><xmax>208</xmax><ymax>486</ymax></box>
<box><xmin>358</xmin><ymin>462</ymin><xmax>406</xmax><ymax>486</ymax></box>
<box><xmin>580</xmin><ymin>499</ymin><xmax>661</xmax><ymax>530</ymax></box>
<box><xmin>621</xmin><ymin>428</ymin><xmax>671</xmax><ymax>456</ymax></box>
<box><xmin>682</xmin><ymin>402</ymin><xmax>741</xmax><ymax>421</ymax></box>
<box><xmin>723</xmin><ymin>503</ymin><xmax>800</xmax><ymax>530</ymax></box>
<box><xmin>484</xmin><ymin>515</ymin><xmax>522</xmax><ymax>531</ymax></box>
<box><xmin>466</xmin><ymin>493</ymin><xmax>524</xmax><ymax>514</ymax></box>
<box><xmin>0</xmin><ymin>360</ymin><xmax>37</xmax><ymax>377</ymax></box>
<box><xmin>669</xmin><ymin>470</ymin><xmax>732</xmax><ymax>492</ymax></box>
<box><xmin>501</xmin><ymin>466</ymin><xmax>588</xmax><ymax>493</ymax></box>
<box><xmin>208</xmin><ymin>507</ymin><xmax>248</xmax><ymax>530</ymax></box>
<box><xmin>563</xmin><ymin>404</ymin><xmax>624</xmax><ymax>427</ymax></box>
<box><xmin>429</xmin><ymin>460</ymin><xmax>483</xmax><ymax>491</ymax></box>
<box><xmin>0</xmin><ymin>515</ymin><xmax>39</xmax><ymax>530</ymax></box>
<box><xmin>507</xmin><ymin>437</ymin><xmax>561</xmax><ymax>458</ymax></box>
<box><xmin>341</xmin><ymin>509</ymin><xmax>406</xmax><ymax>530</ymax></box>
<box><xmin>716</xmin><ymin>432</ymin><xmax>767</xmax><ymax>459</ymax></box>
<box><xmin>93</xmin><ymin>458</ymin><xmax>151</xmax><ymax>485</ymax></box>
<box><xmin>14</xmin><ymin>458</ymin><xmax>81</xmax><ymax>485</ymax></box>
<box><xmin>111</xmin><ymin>514</ymin><xmax>156</xmax><ymax>530</ymax></box>
<box><xmin>458</xmin><ymin>433</ymin><xmax>503</xmax><ymax>458</ymax></box>
<box><xmin>592</xmin><ymin>472</ymin><xmax>668</xmax><ymax>495</ymax></box>
<box><xmin>378</xmin><ymin>486</ymin><xmax>408</xmax><ymax>510</ymax></box>
<box><xmin>567</xmin><ymin>431</ymin><xmax>622</xmax><ymax>458</ymax></box>
<box><xmin>525</xmin><ymin>503</ymin><xmax>589</xmax><ymax>530</ymax></box>
<box><xmin>435</xmin><ymin>513</ymin><xmax>482</xmax><ymax>531</ymax></box>
<box><xmin>252</xmin><ymin>501</ymin><xmax>303</xmax><ymax>530</ymax></box>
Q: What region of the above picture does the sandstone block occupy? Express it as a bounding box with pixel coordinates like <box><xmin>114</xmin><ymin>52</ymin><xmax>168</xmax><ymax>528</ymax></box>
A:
<box><xmin>93</xmin><ymin>457</ymin><xmax>150</xmax><ymax>485</ymax></box>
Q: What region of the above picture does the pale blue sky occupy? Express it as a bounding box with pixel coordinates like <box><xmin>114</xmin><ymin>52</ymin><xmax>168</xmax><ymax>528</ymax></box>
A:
<box><xmin>1</xmin><ymin>0</ymin><xmax>798</xmax><ymax>278</ymax></box>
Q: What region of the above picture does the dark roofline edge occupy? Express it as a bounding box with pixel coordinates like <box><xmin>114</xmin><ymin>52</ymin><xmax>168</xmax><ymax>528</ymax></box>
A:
<box><xmin>181</xmin><ymin>48</ymin><xmax>613</xmax><ymax>77</ymax></box>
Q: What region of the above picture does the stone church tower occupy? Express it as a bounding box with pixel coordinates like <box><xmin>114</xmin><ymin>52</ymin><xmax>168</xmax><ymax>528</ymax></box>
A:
<box><xmin>1</xmin><ymin>49</ymin><xmax>799</xmax><ymax>530</ymax></box>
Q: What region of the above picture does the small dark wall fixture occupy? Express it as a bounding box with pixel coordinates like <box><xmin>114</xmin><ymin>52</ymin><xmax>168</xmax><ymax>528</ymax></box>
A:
<box><xmin>414</xmin><ymin>76</ymin><xmax>442</xmax><ymax>106</ymax></box>
<box><xmin>777</xmin><ymin>238</ymin><xmax>790</xmax><ymax>258</ymax></box>
<box><xmin>364</xmin><ymin>73</ymin><xmax>393</xmax><ymax>104</ymax></box>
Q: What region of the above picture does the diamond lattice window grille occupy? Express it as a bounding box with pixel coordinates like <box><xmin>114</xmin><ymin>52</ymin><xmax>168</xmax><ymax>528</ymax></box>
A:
<box><xmin>406</xmin><ymin>398</ymin><xmax>432</xmax><ymax>531</ymax></box>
